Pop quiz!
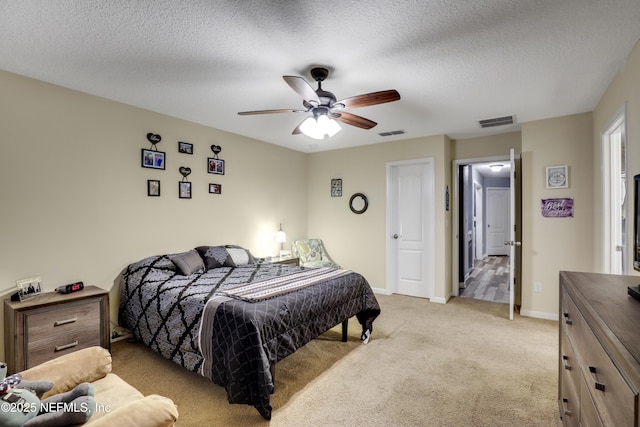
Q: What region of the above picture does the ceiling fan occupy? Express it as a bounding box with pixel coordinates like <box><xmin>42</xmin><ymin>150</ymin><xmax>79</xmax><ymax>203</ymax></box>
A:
<box><xmin>238</xmin><ymin>67</ymin><xmax>401</xmax><ymax>139</ymax></box>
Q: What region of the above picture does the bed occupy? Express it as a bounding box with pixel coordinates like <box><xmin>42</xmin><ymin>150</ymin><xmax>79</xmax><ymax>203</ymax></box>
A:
<box><xmin>118</xmin><ymin>245</ymin><xmax>381</xmax><ymax>419</ymax></box>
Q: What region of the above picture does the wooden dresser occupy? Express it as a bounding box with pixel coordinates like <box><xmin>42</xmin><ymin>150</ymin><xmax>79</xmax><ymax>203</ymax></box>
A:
<box><xmin>4</xmin><ymin>285</ymin><xmax>110</xmax><ymax>373</ymax></box>
<box><xmin>559</xmin><ymin>271</ymin><xmax>640</xmax><ymax>426</ymax></box>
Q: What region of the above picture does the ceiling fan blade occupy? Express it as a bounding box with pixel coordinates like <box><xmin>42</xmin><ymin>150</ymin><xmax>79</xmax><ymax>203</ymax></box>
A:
<box><xmin>336</xmin><ymin>90</ymin><xmax>400</xmax><ymax>109</ymax></box>
<box><xmin>283</xmin><ymin>75</ymin><xmax>321</xmax><ymax>104</ymax></box>
<box><xmin>238</xmin><ymin>109</ymin><xmax>299</xmax><ymax>115</ymax></box>
<box><xmin>334</xmin><ymin>112</ymin><xmax>377</xmax><ymax>129</ymax></box>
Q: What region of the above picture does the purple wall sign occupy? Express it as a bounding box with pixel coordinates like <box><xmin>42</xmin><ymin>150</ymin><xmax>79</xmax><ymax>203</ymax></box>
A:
<box><xmin>541</xmin><ymin>198</ymin><xmax>573</xmax><ymax>218</ymax></box>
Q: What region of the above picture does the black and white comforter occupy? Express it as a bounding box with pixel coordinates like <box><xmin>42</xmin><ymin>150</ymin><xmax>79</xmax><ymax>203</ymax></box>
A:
<box><xmin>119</xmin><ymin>254</ymin><xmax>380</xmax><ymax>419</ymax></box>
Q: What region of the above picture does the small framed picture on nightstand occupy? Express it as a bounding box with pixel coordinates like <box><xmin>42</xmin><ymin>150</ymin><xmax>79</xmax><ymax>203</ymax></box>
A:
<box><xmin>15</xmin><ymin>276</ymin><xmax>42</xmax><ymax>301</ymax></box>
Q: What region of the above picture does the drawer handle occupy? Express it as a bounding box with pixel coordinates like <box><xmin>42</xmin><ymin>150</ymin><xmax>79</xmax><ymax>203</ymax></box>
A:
<box><xmin>562</xmin><ymin>355</ymin><xmax>571</xmax><ymax>370</ymax></box>
<box><xmin>54</xmin><ymin>317</ymin><xmax>78</xmax><ymax>327</ymax></box>
<box><xmin>588</xmin><ymin>366</ymin><xmax>606</xmax><ymax>392</ymax></box>
<box><xmin>561</xmin><ymin>398</ymin><xmax>572</xmax><ymax>416</ymax></box>
<box><xmin>54</xmin><ymin>341</ymin><xmax>78</xmax><ymax>352</ymax></box>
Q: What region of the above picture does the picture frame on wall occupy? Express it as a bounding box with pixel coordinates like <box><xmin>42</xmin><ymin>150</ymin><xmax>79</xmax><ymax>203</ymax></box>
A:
<box><xmin>208</xmin><ymin>158</ymin><xmax>225</xmax><ymax>175</ymax></box>
<box><xmin>179</xmin><ymin>181</ymin><xmax>192</xmax><ymax>199</ymax></box>
<box><xmin>178</xmin><ymin>141</ymin><xmax>193</xmax><ymax>154</ymax></box>
<box><xmin>147</xmin><ymin>179</ymin><xmax>160</xmax><ymax>196</ymax></box>
<box><xmin>331</xmin><ymin>178</ymin><xmax>342</xmax><ymax>197</ymax></box>
<box><xmin>546</xmin><ymin>165</ymin><xmax>568</xmax><ymax>189</ymax></box>
<box><xmin>141</xmin><ymin>148</ymin><xmax>166</xmax><ymax>169</ymax></box>
<box><xmin>209</xmin><ymin>183</ymin><xmax>222</xmax><ymax>194</ymax></box>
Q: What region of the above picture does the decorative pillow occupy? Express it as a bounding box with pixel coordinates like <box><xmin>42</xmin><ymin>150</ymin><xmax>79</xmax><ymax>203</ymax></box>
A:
<box><xmin>225</xmin><ymin>245</ymin><xmax>256</xmax><ymax>266</ymax></box>
<box><xmin>195</xmin><ymin>246</ymin><xmax>235</xmax><ymax>269</ymax></box>
<box><xmin>296</xmin><ymin>241</ymin><xmax>321</xmax><ymax>263</ymax></box>
<box><xmin>168</xmin><ymin>250</ymin><xmax>205</xmax><ymax>275</ymax></box>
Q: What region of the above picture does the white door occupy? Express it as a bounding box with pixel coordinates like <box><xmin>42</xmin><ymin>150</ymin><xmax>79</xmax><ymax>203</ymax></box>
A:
<box><xmin>507</xmin><ymin>148</ymin><xmax>518</xmax><ymax>320</ymax></box>
<box><xmin>474</xmin><ymin>182</ymin><xmax>483</xmax><ymax>260</ymax></box>
<box><xmin>486</xmin><ymin>188</ymin><xmax>510</xmax><ymax>256</ymax></box>
<box><xmin>387</xmin><ymin>159</ymin><xmax>435</xmax><ymax>299</ymax></box>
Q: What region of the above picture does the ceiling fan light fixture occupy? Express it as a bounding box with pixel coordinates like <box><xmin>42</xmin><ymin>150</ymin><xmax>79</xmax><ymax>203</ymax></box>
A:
<box><xmin>299</xmin><ymin>114</ymin><xmax>342</xmax><ymax>139</ymax></box>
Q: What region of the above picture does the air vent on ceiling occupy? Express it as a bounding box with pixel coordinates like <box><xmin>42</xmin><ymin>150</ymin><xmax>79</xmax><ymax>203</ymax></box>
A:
<box><xmin>378</xmin><ymin>129</ymin><xmax>406</xmax><ymax>137</ymax></box>
<box><xmin>478</xmin><ymin>115</ymin><xmax>514</xmax><ymax>128</ymax></box>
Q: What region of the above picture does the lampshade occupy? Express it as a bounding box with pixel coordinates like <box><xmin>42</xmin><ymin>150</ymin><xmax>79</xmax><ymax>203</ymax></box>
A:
<box><xmin>275</xmin><ymin>224</ymin><xmax>286</xmax><ymax>243</ymax></box>
<box><xmin>489</xmin><ymin>164</ymin><xmax>503</xmax><ymax>172</ymax></box>
<box><xmin>299</xmin><ymin>114</ymin><xmax>342</xmax><ymax>139</ymax></box>
<box><xmin>275</xmin><ymin>230</ymin><xmax>286</xmax><ymax>243</ymax></box>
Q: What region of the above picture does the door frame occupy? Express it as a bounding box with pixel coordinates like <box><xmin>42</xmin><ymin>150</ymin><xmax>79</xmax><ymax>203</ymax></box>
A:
<box><xmin>451</xmin><ymin>155</ymin><xmax>512</xmax><ymax>297</ymax></box>
<box><xmin>601</xmin><ymin>104</ymin><xmax>627</xmax><ymax>274</ymax></box>
<box><xmin>386</xmin><ymin>157</ymin><xmax>435</xmax><ymax>297</ymax></box>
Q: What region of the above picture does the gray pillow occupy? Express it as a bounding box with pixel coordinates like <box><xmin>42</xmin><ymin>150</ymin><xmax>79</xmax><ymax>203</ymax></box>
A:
<box><xmin>195</xmin><ymin>246</ymin><xmax>235</xmax><ymax>269</ymax></box>
<box><xmin>169</xmin><ymin>250</ymin><xmax>205</xmax><ymax>275</ymax></box>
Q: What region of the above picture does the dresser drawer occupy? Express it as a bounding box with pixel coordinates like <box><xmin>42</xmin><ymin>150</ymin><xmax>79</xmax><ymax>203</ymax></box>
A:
<box><xmin>559</xmin><ymin>334</ymin><xmax>580</xmax><ymax>427</ymax></box>
<box><xmin>563</xmin><ymin>294</ymin><xmax>635</xmax><ymax>426</ymax></box>
<box><xmin>560</xmin><ymin>289</ymin><xmax>579</xmax><ymax>343</ymax></box>
<box><xmin>25</xmin><ymin>299</ymin><xmax>102</xmax><ymax>367</ymax></box>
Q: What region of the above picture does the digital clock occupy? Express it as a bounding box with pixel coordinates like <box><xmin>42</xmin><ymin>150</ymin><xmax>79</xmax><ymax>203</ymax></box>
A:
<box><xmin>55</xmin><ymin>282</ymin><xmax>84</xmax><ymax>294</ymax></box>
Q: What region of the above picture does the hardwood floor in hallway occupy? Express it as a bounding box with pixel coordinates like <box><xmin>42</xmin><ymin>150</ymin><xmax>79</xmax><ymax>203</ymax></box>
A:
<box><xmin>460</xmin><ymin>256</ymin><xmax>510</xmax><ymax>304</ymax></box>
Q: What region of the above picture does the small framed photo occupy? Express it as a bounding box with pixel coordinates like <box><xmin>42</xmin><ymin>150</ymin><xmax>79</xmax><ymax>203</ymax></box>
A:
<box><xmin>209</xmin><ymin>183</ymin><xmax>222</xmax><ymax>194</ymax></box>
<box><xmin>331</xmin><ymin>178</ymin><xmax>342</xmax><ymax>197</ymax></box>
<box><xmin>179</xmin><ymin>181</ymin><xmax>192</xmax><ymax>199</ymax></box>
<box><xmin>16</xmin><ymin>276</ymin><xmax>42</xmax><ymax>301</ymax></box>
<box><xmin>178</xmin><ymin>141</ymin><xmax>193</xmax><ymax>154</ymax></box>
<box><xmin>546</xmin><ymin>165</ymin><xmax>568</xmax><ymax>189</ymax></box>
<box><xmin>208</xmin><ymin>158</ymin><xmax>225</xmax><ymax>175</ymax></box>
<box><xmin>142</xmin><ymin>149</ymin><xmax>166</xmax><ymax>170</ymax></box>
<box><xmin>147</xmin><ymin>179</ymin><xmax>160</xmax><ymax>196</ymax></box>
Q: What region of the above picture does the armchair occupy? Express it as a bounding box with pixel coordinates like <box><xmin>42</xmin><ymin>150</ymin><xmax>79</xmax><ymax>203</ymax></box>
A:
<box><xmin>291</xmin><ymin>239</ymin><xmax>340</xmax><ymax>268</ymax></box>
<box><xmin>19</xmin><ymin>346</ymin><xmax>178</xmax><ymax>426</ymax></box>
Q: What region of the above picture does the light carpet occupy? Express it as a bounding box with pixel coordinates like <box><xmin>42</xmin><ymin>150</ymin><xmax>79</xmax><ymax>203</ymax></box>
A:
<box><xmin>111</xmin><ymin>294</ymin><xmax>560</xmax><ymax>426</ymax></box>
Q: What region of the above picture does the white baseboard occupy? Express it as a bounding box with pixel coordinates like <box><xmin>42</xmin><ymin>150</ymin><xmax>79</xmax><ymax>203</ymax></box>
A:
<box><xmin>519</xmin><ymin>309</ymin><xmax>558</xmax><ymax>321</ymax></box>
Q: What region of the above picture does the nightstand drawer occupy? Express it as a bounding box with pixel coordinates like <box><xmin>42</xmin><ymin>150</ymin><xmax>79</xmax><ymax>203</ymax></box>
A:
<box><xmin>26</xmin><ymin>300</ymin><xmax>102</xmax><ymax>367</ymax></box>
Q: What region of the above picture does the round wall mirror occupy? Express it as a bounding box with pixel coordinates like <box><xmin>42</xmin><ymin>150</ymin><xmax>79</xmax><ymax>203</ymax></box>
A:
<box><xmin>349</xmin><ymin>193</ymin><xmax>369</xmax><ymax>214</ymax></box>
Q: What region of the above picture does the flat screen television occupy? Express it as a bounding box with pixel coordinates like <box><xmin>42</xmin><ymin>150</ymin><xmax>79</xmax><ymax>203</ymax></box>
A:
<box><xmin>634</xmin><ymin>174</ymin><xmax>640</xmax><ymax>272</ymax></box>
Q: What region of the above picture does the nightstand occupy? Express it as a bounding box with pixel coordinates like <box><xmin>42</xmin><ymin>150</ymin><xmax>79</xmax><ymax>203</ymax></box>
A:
<box><xmin>4</xmin><ymin>285</ymin><xmax>110</xmax><ymax>373</ymax></box>
<box><xmin>271</xmin><ymin>256</ymin><xmax>300</xmax><ymax>266</ymax></box>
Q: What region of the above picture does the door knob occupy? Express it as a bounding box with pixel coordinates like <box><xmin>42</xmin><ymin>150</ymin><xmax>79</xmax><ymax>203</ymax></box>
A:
<box><xmin>393</xmin><ymin>234</ymin><xmax>399</xmax><ymax>239</ymax></box>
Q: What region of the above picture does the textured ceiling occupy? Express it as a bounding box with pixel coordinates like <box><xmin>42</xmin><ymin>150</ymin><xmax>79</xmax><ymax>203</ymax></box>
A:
<box><xmin>2</xmin><ymin>1</ymin><xmax>640</xmax><ymax>152</ymax></box>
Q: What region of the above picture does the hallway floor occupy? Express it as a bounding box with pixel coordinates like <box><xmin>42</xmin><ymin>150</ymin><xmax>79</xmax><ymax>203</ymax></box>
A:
<box><xmin>460</xmin><ymin>256</ymin><xmax>510</xmax><ymax>304</ymax></box>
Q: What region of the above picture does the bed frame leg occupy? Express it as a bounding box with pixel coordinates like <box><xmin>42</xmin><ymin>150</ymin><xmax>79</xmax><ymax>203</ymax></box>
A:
<box><xmin>341</xmin><ymin>320</ymin><xmax>348</xmax><ymax>342</ymax></box>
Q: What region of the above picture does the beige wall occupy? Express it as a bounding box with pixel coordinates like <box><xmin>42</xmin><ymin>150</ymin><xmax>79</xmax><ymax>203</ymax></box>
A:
<box><xmin>3</xmin><ymin>38</ymin><xmax>640</xmax><ymax>361</ymax></box>
<box><xmin>0</xmin><ymin>70</ymin><xmax>308</xmax><ymax>361</ymax></box>
<box><xmin>520</xmin><ymin>113</ymin><xmax>594</xmax><ymax>318</ymax></box>
<box><xmin>306</xmin><ymin>135</ymin><xmax>452</xmax><ymax>300</ymax></box>
<box><xmin>593</xmin><ymin>39</ymin><xmax>640</xmax><ymax>273</ymax></box>
<box><xmin>451</xmin><ymin>131</ymin><xmax>522</xmax><ymax>160</ymax></box>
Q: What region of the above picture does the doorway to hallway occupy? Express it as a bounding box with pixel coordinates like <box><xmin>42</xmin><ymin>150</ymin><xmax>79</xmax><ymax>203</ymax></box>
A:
<box><xmin>453</xmin><ymin>156</ymin><xmax>521</xmax><ymax>311</ymax></box>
